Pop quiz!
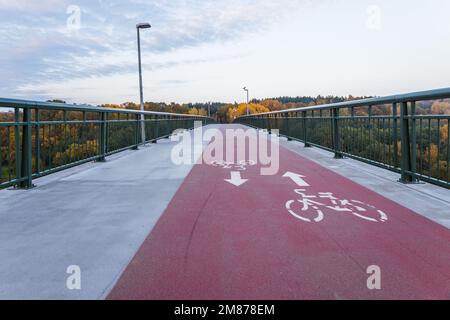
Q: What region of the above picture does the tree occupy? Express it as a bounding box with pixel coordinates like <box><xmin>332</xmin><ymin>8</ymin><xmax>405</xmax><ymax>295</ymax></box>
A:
<box><xmin>431</xmin><ymin>101</ymin><xmax>450</xmax><ymax>115</ymax></box>
<box><xmin>227</xmin><ymin>103</ymin><xmax>270</xmax><ymax>120</ymax></box>
<box><xmin>188</xmin><ymin>107</ymin><xmax>199</xmax><ymax>115</ymax></box>
<box><xmin>197</xmin><ymin>108</ymin><xmax>208</xmax><ymax>116</ymax></box>
<box><xmin>217</xmin><ymin>105</ymin><xmax>233</xmax><ymax>123</ymax></box>
<box><xmin>261</xmin><ymin>99</ymin><xmax>283</xmax><ymax>111</ymax></box>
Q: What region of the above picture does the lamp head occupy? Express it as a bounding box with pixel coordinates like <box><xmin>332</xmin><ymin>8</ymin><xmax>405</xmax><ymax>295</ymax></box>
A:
<box><xmin>136</xmin><ymin>22</ymin><xmax>151</xmax><ymax>29</ymax></box>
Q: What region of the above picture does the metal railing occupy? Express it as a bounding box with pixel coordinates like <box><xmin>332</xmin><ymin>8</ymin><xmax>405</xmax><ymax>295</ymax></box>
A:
<box><xmin>234</xmin><ymin>88</ymin><xmax>450</xmax><ymax>189</ymax></box>
<box><xmin>0</xmin><ymin>98</ymin><xmax>213</xmax><ymax>189</ymax></box>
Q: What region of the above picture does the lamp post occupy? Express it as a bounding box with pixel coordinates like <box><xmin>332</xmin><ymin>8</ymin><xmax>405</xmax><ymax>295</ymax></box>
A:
<box><xmin>136</xmin><ymin>22</ymin><xmax>151</xmax><ymax>144</ymax></box>
<box><xmin>243</xmin><ymin>86</ymin><xmax>249</xmax><ymax>115</ymax></box>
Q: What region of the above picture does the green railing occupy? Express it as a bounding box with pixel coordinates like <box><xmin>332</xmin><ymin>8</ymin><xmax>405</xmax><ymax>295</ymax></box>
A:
<box><xmin>235</xmin><ymin>88</ymin><xmax>450</xmax><ymax>189</ymax></box>
<box><xmin>0</xmin><ymin>98</ymin><xmax>214</xmax><ymax>189</ymax></box>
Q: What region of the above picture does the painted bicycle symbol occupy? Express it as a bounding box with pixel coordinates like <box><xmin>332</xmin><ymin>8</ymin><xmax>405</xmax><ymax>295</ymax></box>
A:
<box><xmin>211</xmin><ymin>160</ymin><xmax>256</xmax><ymax>171</ymax></box>
<box><xmin>285</xmin><ymin>189</ymin><xmax>388</xmax><ymax>223</ymax></box>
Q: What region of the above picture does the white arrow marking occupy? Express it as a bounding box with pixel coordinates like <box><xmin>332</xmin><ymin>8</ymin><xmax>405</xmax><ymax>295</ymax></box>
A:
<box><xmin>225</xmin><ymin>171</ymin><xmax>248</xmax><ymax>187</ymax></box>
<box><xmin>282</xmin><ymin>171</ymin><xmax>310</xmax><ymax>187</ymax></box>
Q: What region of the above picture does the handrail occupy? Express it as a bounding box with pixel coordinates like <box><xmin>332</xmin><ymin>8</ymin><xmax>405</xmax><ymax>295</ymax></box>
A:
<box><xmin>236</xmin><ymin>87</ymin><xmax>450</xmax><ymax>118</ymax></box>
<box><xmin>235</xmin><ymin>87</ymin><xmax>450</xmax><ymax>189</ymax></box>
<box><xmin>0</xmin><ymin>97</ymin><xmax>214</xmax><ymax>189</ymax></box>
<box><xmin>0</xmin><ymin>98</ymin><xmax>210</xmax><ymax>118</ymax></box>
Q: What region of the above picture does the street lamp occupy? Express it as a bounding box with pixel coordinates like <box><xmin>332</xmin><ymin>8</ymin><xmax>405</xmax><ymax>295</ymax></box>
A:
<box><xmin>136</xmin><ymin>22</ymin><xmax>151</xmax><ymax>144</ymax></box>
<box><xmin>243</xmin><ymin>86</ymin><xmax>249</xmax><ymax>115</ymax></box>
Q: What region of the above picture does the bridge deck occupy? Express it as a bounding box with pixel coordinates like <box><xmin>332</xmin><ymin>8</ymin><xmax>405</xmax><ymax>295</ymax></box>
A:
<box><xmin>1</xmin><ymin>124</ymin><xmax>449</xmax><ymax>299</ymax></box>
<box><xmin>108</xmin><ymin>125</ymin><xmax>450</xmax><ymax>300</ymax></box>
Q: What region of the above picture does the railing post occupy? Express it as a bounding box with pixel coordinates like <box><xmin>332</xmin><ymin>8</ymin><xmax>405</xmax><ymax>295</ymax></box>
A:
<box><xmin>410</xmin><ymin>101</ymin><xmax>417</xmax><ymax>178</ymax></box>
<box><xmin>272</xmin><ymin>114</ymin><xmax>275</xmax><ymax>130</ymax></box>
<box><xmin>14</xmin><ymin>108</ymin><xmax>21</xmax><ymax>187</ymax></box>
<box><xmin>399</xmin><ymin>102</ymin><xmax>416</xmax><ymax>183</ymax></box>
<box><xmin>133</xmin><ymin>113</ymin><xmax>140</xmax><ymax>149</ymax></box>
<box><xmin>286</xmin><ymin>112</ymin><xmax>292</xmax><ymax>141</ymax></box>
<box><xmin>151</xmin><ymin>115</ymin><xmax>158</xmax><ymax>143</ymax></box>
<box><xmin>333</xmin><ymin>107</ymin><xmax>343</xmax><ymax>159</ymax></box>
<box><xmin>141</xmin><ymin>113</ymin><xmax>146</xmax><ymax>145</ymax></box>
<box><xmin>302</xmin><ymin>110</ymin><xmax>311</xmax><ymax>147</ymax></box>
<box><xmin>35</xmin><ymin>108</ymin><xmax>41</xmax><ymax>174</ymax></box>
<box><xmin>393</xmin><ymin>103</ymin><xmax>399</xmax><ymax>168</ymax></box>
<box><xmin>275</xmin><ymin>114</ymin><xmax>278</xmax><ymax>132</ymax></box>
<box><xmin>19</xmin><ymin>108</ymin><xmax>33</xmax><ymax>188</ymax></box>
<box><xmin>98</xmin><ymin>112</ymin><xmax>107</xmax><ymax>162</ymax></box>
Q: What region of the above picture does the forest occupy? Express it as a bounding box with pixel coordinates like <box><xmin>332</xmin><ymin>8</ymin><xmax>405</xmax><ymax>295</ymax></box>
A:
<box><xmin>1</xmin><ymin>96</ymin><xmax>449</xmax><ymax>187</ymax></box>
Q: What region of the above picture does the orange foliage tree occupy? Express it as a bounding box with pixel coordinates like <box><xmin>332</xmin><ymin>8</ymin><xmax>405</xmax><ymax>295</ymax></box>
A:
<box><xmin>227</xmin><ymin>103</ymin><xmax>270</xmax><ymax>121</ymax></box>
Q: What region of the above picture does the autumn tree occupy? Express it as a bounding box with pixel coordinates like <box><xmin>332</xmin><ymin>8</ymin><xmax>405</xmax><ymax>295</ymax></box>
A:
<box><xmin>431</xmin><ymin>101</ymin><xmax>450</xmax><ymax>115</ymax></box>
<box><xmin>227</xmin><ymin>103</ymin><xmax>270</xmax><ymax>120</ymax></box>
<box><xmin>261</xmin><ymin>99</ymin><xmax>283</xmax><ymax>111</ymax></box>
<box><xmin>216</xmin><ymin>105</ymin><xmax>233</xmax><ymax>123</ymax></box>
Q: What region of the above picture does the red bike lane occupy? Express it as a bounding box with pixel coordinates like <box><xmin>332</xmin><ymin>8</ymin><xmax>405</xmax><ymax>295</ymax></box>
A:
<box><xmin>108</xmin><ymin>127</ymin><xmax>450</xmax><ymax>300</ymax></box>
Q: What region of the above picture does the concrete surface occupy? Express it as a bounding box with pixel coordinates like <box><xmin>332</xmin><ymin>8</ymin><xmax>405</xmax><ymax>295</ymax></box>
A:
<box><xmin>0</xmin><ymin>127</ymin><xmax>210</xmax><ymax>300</ymax></box>
<box><xmin>279</xmin><ymin>138</ymin><xmax>450</xmax><ymax>229</ymax></box>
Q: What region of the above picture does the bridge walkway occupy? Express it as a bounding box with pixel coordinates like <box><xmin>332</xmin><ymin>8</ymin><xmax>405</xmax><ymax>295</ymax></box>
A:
<box><xmin>108</xmin><ymin>124</ymin><xmax>450</xmax><ymax>300</ymax></box>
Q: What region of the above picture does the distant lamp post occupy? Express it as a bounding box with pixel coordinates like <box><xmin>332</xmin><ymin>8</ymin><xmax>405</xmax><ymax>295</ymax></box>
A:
<box><xmin>136</xmin><ymin>22</ymin><xmax>151</xmax><ymax>143</ymax></box>
<box><xmin>243</xmin><ymin>86</ymin><xmax>249</xmax><ymax>115</ymax></box>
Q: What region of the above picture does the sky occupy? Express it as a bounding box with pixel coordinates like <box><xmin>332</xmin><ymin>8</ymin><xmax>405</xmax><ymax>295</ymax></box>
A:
<box><xmin>1</xmin><ymin>0</ymin><xmax>450</xmax><ymax>105</ymax></box>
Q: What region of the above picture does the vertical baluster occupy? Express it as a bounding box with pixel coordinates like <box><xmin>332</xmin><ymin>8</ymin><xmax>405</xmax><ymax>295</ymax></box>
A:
<box><xmin>8</xmin><ymin>126</ymin><xmax>12</xmax><ymax>182</ymax></box>
<box><xmin>20</xmin><ymin>108</ymin><xmax>32</xmax><ymax>188</ymax></box>
<box><xmin>98</xmin><ymin>112</ymin><xmax>107</xmax><ymax>161</ymax></box>
<box><xmin>447</xmin><ymin>119</ymin><xmax>449</xmax><ymax>183</ymax></box>
<box><xmin>428</xmin><ymin>119</ymin><xmax>432</xmax><ymax>178</ymax></box>
<box><xmin>35</xmin><ymin>109</ymin><xmax>40</xmax><ymax>175</ymax></box>
<box><xmin>393</xmin><ymin>103</ymin><xmax>398</xmax><ymax>168</ymax></box>
<box><xmin>14</xmin><ymin>108</ymin><xmax>21</xmax><ymax>186</ymax></box>
<box><xmin>303</xmin><ymin>111</ymin><xmax>310</xmax><ymax>147</ymax></box>
<box><xmin>400</xmin><ymin>102</ymin><xmax>416</xmax><ymax>183</ymax></box>
<box><xmin>419</xmin><ymin>118</ymin><xmax>423</xmax><ymax>175</ymax></box>
<box><xmin>134</xmin><ymin>113</ymin><xmax>140</xmax><ymax>149</ymax></box>
<box><xmin>333</xmin><ymin>108</ymin><xmax>342</xmax><ymax>159</ymax></box>
<box><xmin>411</xmin><ymin>102</ymin><xmax>417</xmax><ymax>179</ymax></box>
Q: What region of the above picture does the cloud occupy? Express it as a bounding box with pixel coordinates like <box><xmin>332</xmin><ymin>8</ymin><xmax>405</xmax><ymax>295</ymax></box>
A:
<box><xmin>0</xmin><ymin>0</ymin><xmax>313</xmax><ymax>102</ymax></box>
<box><xmin>0</xmin><ymin>0</ymin><xmax>67</xmax><ymax>12</ymax></box>
<box><xmin>142</xmin><ymin>0</ymin><xmax>310</xmax><ymax>51</ymax></box>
